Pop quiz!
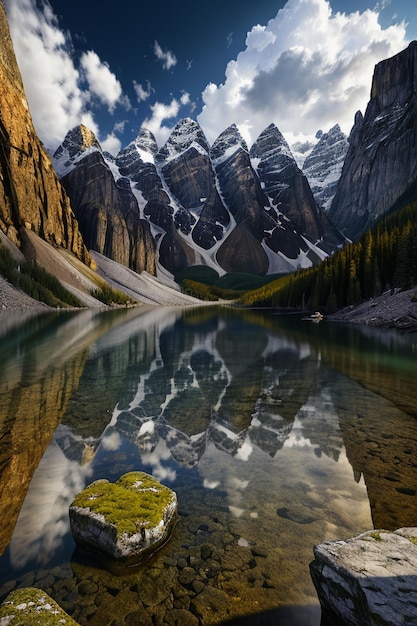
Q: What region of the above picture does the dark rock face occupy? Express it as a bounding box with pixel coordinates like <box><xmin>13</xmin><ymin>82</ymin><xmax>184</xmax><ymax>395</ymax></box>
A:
<box><xmin>250</xmin><ymin>124</ymin><xmax>308</xmax><ymax>228</ymax></box>
<box><xmin>329</xmin><ymin>41</ymin><xmax>417</xmax><ymax>240</ymax></box>
<box><xmin>213</xmin><ymin>124</ymin><xmax>274</xmax><ymax>241</ymax></box>
<box><xmin>302</xmin><ymin>125</ymin><xmax>348</xmax><ymax>212</ymax></box>
<box><xmin>158</xmin><ymin>119</ymin><xmax>230</xmax><ymax>253</ymax></box>
<box><xmin>116</xmin><ymin>123</ymin><xmax>206</xmax><ymax>275</ymax></box>
<box><xmin>212</xmin><ymin>125</ymin><xmax>272</xmax><ymax>274</ymax></box>
<box><xmin>55</xmin><ymin>127</ymin><xmax>156</xmax><ymax>275</ymax></box>
<box><xmin>54</xmin><ymin>117</ymin><xmax>343</xmax><ymax>277</ymax></box>
<box><xmin>0</xmin><ymin>2</ymin><xmax>90</xmax><ymax>265</ymax></box>
<box><xmin>117</xmin><ymin>129</ymin><xmax>173</xmax><ymax>234</ymax></box>
<box><xmin>250</xmin><ymin>123</ymin><xmax>343</xmax><ymax>261</ymax></box>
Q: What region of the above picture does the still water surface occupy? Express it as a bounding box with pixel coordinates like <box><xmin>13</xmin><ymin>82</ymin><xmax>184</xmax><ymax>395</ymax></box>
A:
<box><xmin>0</xmin><ymin>306</ymin><xmax>416</xmax><ymax>625</ymax></box>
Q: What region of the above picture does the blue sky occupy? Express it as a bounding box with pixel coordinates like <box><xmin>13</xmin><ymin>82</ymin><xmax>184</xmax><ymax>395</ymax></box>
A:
<box><xmin>4</xmin><ymin>0</ymin><xmax>416</xmax><ymax>155</ymax></box>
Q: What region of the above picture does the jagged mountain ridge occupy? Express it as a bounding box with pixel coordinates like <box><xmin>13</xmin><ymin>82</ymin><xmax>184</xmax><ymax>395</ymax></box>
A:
<box><xmin>2</xmin><ymin>0</ymin><xmax>415</xmax><ymax>304</ymax></box>
<box><xmin>54</xmin><ymin>118</ymin><xmax>344</xmax><ymax>278</ymax></box>
<box><xmin>302</xmin><ymin>125</ymin><xmax>349</xmax><ymax>213</ymax></box>
<box><xmin>329</xmin><ymin>41</ymin><xmax>417</xmax><ymax>240</ymax></box>
<box><xmin>54</xmin><ymin>125</ymin><xmax>156</xmax><ymax>275</ymax></box>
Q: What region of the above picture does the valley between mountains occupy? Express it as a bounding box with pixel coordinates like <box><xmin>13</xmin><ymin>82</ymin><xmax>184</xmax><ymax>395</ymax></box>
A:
<box><xmin>0</xmin><ymin>0</ymin><xmax>416</xmax><ymax>320</ymax></box>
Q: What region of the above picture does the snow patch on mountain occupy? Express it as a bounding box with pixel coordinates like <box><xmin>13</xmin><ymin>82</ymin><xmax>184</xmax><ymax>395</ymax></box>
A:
<box><xmin>53</xmin><ymin>117</ymin><xmax>344</xmax><ymax>280</ymax></box>
<box><xmin>302</xmin><ymin>125</ymin><xmax>348</xmax><ymax>212</ymax></box>
<box><xmin>54</xmin><ymin>144</ymin><xmax>100</xmax><ymax>178</ymax></box>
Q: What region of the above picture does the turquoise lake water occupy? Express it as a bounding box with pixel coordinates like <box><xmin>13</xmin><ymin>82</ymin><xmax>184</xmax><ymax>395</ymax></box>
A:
<box><xmin>0</xmin><ymin>306</ymin><xmax>416</xmax><ymax>625</ymax></box>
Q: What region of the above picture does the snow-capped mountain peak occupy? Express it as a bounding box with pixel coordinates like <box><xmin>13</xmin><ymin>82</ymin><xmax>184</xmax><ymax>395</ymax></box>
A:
<box><xmin>53</xmin><ymin>124</ymin><xmax>102</xmax><ymax>177</ymax></box>
<box><xmin>302</xmin><ymin>124</ymin><xmax>348</xmax><ymax>212</ymax></box>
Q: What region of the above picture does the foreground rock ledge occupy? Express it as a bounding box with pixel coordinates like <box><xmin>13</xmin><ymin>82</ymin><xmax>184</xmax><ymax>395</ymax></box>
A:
<box><xmin>69</xmin><ymin>471</ymin><xmax>177</xmax><ymax>565</ymax></box>
<box><xmin>310</xmin><ymin>527</ymin><xmax>417</xmax><ymax>626</ymax></box>
<box><xmin>0</xmin><ymin>587</ymin><xmax>80</xmax><ymax>625</ymax></box>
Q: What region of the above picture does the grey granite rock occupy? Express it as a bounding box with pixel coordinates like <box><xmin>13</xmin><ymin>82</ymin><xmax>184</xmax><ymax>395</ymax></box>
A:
<box><xmin>310</xmin><ymin>527</ymin><xmax>417</xmax><ymax>625</ymax></box>
<box><xmin>302</xmin><ymin>125</ymin><xmax>348</xmax><ymax>212</ymax></box>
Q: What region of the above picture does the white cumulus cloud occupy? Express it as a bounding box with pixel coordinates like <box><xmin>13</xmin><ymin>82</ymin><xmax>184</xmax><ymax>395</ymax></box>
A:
<box><xmin>4</xmin><ymin>0</ymin><xmax>124</xmax><ymax>153</ymax></box>
<box><xmin>154</xmin><ymin>40</ymin><xmax>177</xmax><ymax>70</ymax></box>
<box><xmin>101</xmin><ymin>133</ymin><xmax>122</xmax><ymax>156</ymax></box>
<box><xmin>197</xmin><ymin>0</ymin><xmax>408</xmax><ymax>148</ymax></box>
<box><xmin>80</xmin><ymin>50</ymin><xmax>122</xmax><ymax>113</ymax></box>
<box><xmin>133</xmin><ymin>79</ymin><xmax>153</xmax><ymax>102</ymax></box>
<box><xmin>142</xmin><ymin>93</ymin><xmax>191</xmax><ymax>147</ymax></box>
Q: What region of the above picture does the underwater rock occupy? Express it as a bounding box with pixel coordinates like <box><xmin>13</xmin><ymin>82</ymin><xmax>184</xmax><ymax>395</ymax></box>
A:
<box><xmin>310</xmin><ymin>527</ymin><xmax>417</xmax><ymax>626</ymax></box>
<box><xmin>277</xmin><ymin>505</ymin><xmax>317</xmax><ymax>524</ymax></box>
<box><xmin>0</xmin><ymin>587</ymin><xmax>80</xmax><ymax>625</ymax></box>
<box><xmin>69</xmin><ymin>471</ymin><xmax>177</xmax><ymax>565</ymax></box>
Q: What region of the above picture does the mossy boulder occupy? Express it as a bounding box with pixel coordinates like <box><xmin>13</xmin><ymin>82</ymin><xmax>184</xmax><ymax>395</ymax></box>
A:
<box><xmin>0</xmin><ymin>587</ymin><xmax>80</xmax><ymax>625</ymax></box>
<box><xmin>69</xmin><ymin>472</ymin><xmax>177</xmax><ymax>565</ymax></box>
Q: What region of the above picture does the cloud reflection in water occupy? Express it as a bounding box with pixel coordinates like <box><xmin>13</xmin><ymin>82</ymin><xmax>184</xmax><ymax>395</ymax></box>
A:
<box><xmin>9</xmin><ymin>441</ymin><xmax>93</xmax><ymax>568</ymax></box>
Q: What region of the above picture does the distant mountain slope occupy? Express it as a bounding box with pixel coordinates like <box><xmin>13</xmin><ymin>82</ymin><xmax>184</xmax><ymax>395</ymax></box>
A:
<box><xmin>302</xmin><ymin>125</ymin><xmax>348</xmax><ymax>213</ymax></box>
<box><xmin>328</xmin><ymin>41</ymin><xmax>417</xmax><ymax>240</ymax></box>
<box><xmin>54</xmin><ymin>125</ymin><xmax>156</xmax><ymax>275</ymax></box>
<box><xmin>54</xmin><ymin>118</ymin><xmax>344</xmax><ymax>279</ymax></box>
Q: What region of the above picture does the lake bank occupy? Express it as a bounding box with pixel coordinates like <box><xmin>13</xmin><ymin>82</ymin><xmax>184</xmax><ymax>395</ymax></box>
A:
<box><xmin>1</xmin><ymin>274</ymin><xmax>417</xmax><ymax>333</ymax></box>
<box><xmin>328</xmin><ymin>286</ymin><xmax>417</xmax><ymax>332</ymax></box>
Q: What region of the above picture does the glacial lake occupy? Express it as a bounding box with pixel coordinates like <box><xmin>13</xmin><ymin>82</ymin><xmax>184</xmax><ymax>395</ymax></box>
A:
<box><xmin>0</xmin><ymin>305</ymin><xmax>416</xmax><ymax>625</ymax></box>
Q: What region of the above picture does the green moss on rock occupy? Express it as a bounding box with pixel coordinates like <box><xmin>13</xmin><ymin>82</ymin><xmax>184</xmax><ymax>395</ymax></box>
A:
<box><xmin>0</xmin><ymin>587</ymin><xmax>80</xmax><ymax>625</ymax></box>
<box><xmin>69</xmin><ymin>471</ymin><xmax>177</xmax><ymax>565</ymax></box>
<box><xmin>72</xmin><ymin>472</ymin><xmax>174</xmax><ymax>535</ymax></box>
<box><xmin>71</xmin><ymin>472</ymin><xmax>172</xmax><ymax>535</ymax></box>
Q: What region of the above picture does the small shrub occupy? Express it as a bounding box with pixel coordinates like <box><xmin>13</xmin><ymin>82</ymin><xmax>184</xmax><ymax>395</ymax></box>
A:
<box><xmin>92</xmin><ymin>283</ymin><xmax>131</xmax><ymax>305</ymax></box>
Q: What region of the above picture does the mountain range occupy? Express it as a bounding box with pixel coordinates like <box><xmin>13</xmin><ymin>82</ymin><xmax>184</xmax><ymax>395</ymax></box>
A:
<box><xmin>0</xmin><ymin>0</ymin><xmax>416</xmax><ymax>306</ymax></box>
<box><xmin>52</xmin><ymin>118</ymin><xmax>344</xmax><ymax>280</ymax></box>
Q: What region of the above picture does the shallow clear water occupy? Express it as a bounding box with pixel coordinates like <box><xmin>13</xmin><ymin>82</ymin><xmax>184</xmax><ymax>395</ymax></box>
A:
<box><xmin>0</xmin><ymin>306</ymin><xmax>416</xmax><ymax>625</ymax></box>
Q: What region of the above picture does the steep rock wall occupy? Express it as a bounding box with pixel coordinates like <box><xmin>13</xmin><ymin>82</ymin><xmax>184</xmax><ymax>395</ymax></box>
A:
<box><xmin>56</xmin><ymin>126</ymin><xmax>156</xmax><ymax>275</ymax></box>
<box><xmin>0</xmin><ymin>0</ymin><xmax>90</xmax><ymax>264</ymax></box>
<box><xmin>329</xmin><ymin>41</ymin><xmax>417</xmax><ymax>240</ymax></box>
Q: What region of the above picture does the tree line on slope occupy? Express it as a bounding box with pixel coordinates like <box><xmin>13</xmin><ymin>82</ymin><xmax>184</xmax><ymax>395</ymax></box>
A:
<box><xmin>239</xmin><ymin>201</ymin><xmax>417</xmax><ymax>310</ymax></box>
<box><xmin>0</xmin><ymin>243</ymin><xmax>83</xmax><ymax>307</ymax></box>
<box><xmin>0</xmin><ymin>243</ymin><xmax>130</xmax><ymax>307</ymax></box>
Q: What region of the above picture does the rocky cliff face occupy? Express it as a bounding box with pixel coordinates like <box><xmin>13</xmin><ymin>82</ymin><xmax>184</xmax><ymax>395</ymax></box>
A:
<box><xmin>212</xmin><ymin>124</ymin><xmax>273</xmax><ymax>274</ymax></box>
<box><xmin>55</xmin><ymin>118</ymin><xmax>343</xmax><ymax>277</ymax></box>
<box><xmin>302</xmin><ymin>125</ymin><xmax>348</xmax><ymax>212</ymax></box>
<box><xmin>0</xmin><ymin>0</ymin><xmax>90</xmax><ymax>265</ymax></box>
<box><xmin>250</xmin><ymin>124</ymin><xmax>332</xmax><ymax>261</ymax></box>
<box><xmin>155</xmin><ymin>118</ymin><xmax>230</xmax><ymax>272</ymax></box>
<box><xmin>250</xmin><ymin>124</ymin><xmax>320</xmax><ymax>237</ymax></box>
<box><xmin>329</xmin><ymin>41</ymin><xmax>417</xmax><ymax>240</ymax></box>
<box><xmin>54</xmin><ymin>126</ymin><xmax>156</xmax><ymax>275</ymax></box>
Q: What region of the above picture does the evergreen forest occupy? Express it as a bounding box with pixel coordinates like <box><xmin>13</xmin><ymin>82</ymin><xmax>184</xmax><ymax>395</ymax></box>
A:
<box><xmin>238</xmin><ymin>200</ymin><xmax>417</xmax><ymax>310</ymax></box>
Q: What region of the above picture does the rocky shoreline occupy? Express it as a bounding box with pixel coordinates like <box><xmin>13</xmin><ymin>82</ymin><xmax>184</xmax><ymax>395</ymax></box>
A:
<box><xmin>2</xmin><ymin>275</ymin><xmax>417</xmax><ymax>332</ymax></box>
<box><xmin>311</xmin><ymin>527</ymin><xmax>417</xmax><ymax>626</ymax></box>
<box><xmin>0</xmin><ymin>276</ymin><xmax>52</xmax><ymax>311</ymax></box>
<box><xmin>328</xmin><ymin>286</ymin><xmax>417</xmax><ymax>332</ymax></box>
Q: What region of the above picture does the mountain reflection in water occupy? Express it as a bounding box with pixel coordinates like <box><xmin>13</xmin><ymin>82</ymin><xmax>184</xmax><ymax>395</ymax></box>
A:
<box><xmin>0</xmin><ymin>305</ymin><xmax>416</xmax><ymax>626</ymax></box>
